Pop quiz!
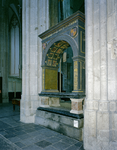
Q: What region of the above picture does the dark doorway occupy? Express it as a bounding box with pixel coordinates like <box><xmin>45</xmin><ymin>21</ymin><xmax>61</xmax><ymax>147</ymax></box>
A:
<box><xmin>58</xmin><ymin>47</ymin><xmax>73</xmax><ymax>93</ymax></box>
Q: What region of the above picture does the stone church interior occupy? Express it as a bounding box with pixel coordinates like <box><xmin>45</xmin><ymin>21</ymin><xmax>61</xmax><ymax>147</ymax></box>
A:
<box><xmin>0</xmin><ymin>0</ymin><xmax>117</xmax><ymax>150</ymax></box>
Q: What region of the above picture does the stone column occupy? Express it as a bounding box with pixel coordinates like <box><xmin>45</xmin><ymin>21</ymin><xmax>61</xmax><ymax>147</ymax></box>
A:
<box><xmin>21</xmin><ymin>0</ymin><xmax>49</xmax><ymax>123</ymax></box>
<box><xmin>0</xmin><ymin>5</ymin><xmax>9</xmax><ymax>103</ymax></box>
<box><xmin>84</xmin><ymin>0</ymin><xmax>117</xmax><ymax>150</ymax></box>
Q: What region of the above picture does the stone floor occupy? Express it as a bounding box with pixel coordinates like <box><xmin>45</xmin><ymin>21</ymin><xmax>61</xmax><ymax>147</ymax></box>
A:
<box><xmin>0</xmin><ymin>102</ymin><xmax>84</xmax><ymax>150</ymax></box>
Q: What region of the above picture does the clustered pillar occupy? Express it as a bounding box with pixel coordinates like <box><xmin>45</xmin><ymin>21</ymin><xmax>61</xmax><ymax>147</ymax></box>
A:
<box><xmin>84</xmin><ymin>0</ymin><xmax>117</xmax><ymax>149</ymax></box>
<box><xmin>21</xmin><ymin>0</ymin><xmax>49</xmax><ymax>123</ymax></box>
<box><xmin>0</xmin><ymin>5</ymin><xmax>9</xmax><ymax>103</ymax></box>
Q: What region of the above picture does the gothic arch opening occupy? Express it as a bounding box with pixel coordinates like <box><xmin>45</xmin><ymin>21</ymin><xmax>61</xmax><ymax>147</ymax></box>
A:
<box><xmin>43</xmin><ymin>40</ymin><xmax>73</xmax><ymax>94</ymax></box>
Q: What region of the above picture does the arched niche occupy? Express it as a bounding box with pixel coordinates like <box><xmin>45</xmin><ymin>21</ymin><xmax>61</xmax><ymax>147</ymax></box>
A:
<box><xmin>42</xmin><ymin>34</ymin><xmax>78</xmax><ymax>66</ymax></box>
<box><xmin>42</xmin><ymin>39</ymin><xmax>74</xmax><ymax>93</ymax></box>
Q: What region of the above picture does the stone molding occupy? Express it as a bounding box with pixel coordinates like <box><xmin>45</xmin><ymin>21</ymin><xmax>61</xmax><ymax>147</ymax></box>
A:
<box><xmin>86</xmin><ymin>100</ymin><xmax>117</xmax><ymax>112</ymax></box>
<box><xmin>40</xmin><ymin>96</ymin><xmax>60</xmax><ymax>107</ymax></box>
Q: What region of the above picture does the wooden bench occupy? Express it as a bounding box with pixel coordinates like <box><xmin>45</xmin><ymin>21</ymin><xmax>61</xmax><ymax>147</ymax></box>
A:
<box><xmin>12</xmin><ymin>99</ymin><xmax>20</xmax><ymax>111</ymax></box>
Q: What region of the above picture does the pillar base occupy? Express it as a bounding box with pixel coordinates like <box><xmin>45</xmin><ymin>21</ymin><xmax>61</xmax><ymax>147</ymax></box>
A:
<box><xmin>40</xmin><ymin>96</ymin><xmax>49</xmax><ymax>107</ymax></box>
<box><xmin>49</xmin><ymin>97</ymin><xmax>60</xmax><ymax>107</ymax></box>
<box><xmin>70</xmin><ymin>110</ymin><xmax>83</xmax><ymax>114</ymax></box>
<box><xmin>70</xmin><ymin>98</ymin><xmax>83</xmax><ymax>114</ymax></box>
<box><xmin>40</xmin><ymin>96</ymin><xmax>60</xmax><ymax>107</ymax></box>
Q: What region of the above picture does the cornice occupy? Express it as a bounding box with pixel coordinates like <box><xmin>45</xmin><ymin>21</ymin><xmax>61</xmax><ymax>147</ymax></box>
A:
<box><xmin>39</xmin><ymin>11</ymin><xmax>85</xmax><ymax>39</ymax></box>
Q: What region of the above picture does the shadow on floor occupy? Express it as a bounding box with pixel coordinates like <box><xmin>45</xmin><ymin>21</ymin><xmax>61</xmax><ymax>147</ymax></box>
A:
<box><xmin>0</xmin><ymin>102</ymin><xmax>84</xmax><ymax>150</ymax></box>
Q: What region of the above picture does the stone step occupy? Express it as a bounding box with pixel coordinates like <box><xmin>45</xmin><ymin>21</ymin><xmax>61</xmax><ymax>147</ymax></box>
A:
<box><xmin>35</xmin><ymin>107</ymin><xmax>84</xmax><ymax>141</ymax></box>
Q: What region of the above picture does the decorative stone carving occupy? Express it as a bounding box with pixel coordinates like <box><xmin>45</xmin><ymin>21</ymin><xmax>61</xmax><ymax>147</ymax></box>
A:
<box><xmin>70</xmin><ymin>27</ymin><xmax>77</xmax><ymax>37</ymax></box>
<box><xmin>112</xmin><ymin>39</ymin><xmax>117</xmax><ymax>59</ymax></box>
<box><xmin>42</xmin><ymin>43</ymin><xmax>47</xmax><ymax>50</ymax></box>
<box><xmin>49</xmin><ymin>97</ymin><xmax>60</xmax><ymax>107</ymax></box>
<box><xmin>70</xmin><ymin>98</ymin><xmax>83</xmax><ymax>114</ymax></box>
<box><xmin>40</xmin><ymin>97</ymin><xmax>49</xmax><ymax>107</ymax></box>
<box><xmin>40</xmin><ymin>97</ymin><xmax>60</xmax><ymax>107</ymax></box>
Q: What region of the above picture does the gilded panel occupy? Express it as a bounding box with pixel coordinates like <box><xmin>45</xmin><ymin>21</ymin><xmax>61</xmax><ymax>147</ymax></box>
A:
<box><xmin>45</xmin><ymin>69</ymin><xmax>57</xmax><ymax>90</ymax></box>
<box><xmin>74</xmin><ymin>61</ymin><xmax>78</xmax><ymax>90</ymax></box>
<box><xmin>42</xmin><ymin>68</ymin><xmax>45</xmax><ymax>90</ymax></box>
<box><xmin>80</xmin><ymin>31</ymin><xmax>85</xmax><ymax>54</ymax></box>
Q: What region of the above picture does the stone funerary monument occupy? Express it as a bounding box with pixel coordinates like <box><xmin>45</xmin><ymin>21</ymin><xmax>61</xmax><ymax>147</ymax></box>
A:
<box><xmin>0</xmin><ymin>0</ymin><xmax>117</xmax><ymax>150</ymax></box>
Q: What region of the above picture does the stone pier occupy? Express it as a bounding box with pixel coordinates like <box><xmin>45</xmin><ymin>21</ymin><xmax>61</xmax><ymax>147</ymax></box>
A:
<box><xmin>20</xmin><ymin>0</ymin><xmax>49</xmax><ymax>123</ymax></box>
<box><xmin>84</xmin><ymin>0</ymin><xmax>117</xmax><ymax>149</ymax></box>
<box><xmin>0</xmin><ymin>5</ymin><xmax>9</xmax><ymax>103</ymax></box>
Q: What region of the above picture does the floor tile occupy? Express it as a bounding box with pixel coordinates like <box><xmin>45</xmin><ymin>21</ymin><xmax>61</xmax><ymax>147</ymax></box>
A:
<box><xmin>75</xmin><ymin>141</ymin><xmax>83</xmax><ymax>148</ymax></box>
<box><xmin>8</xmin><ymin>136</ymin><xmax>21</xmax><ymax>143</ymax></box>
<box><xmin>35</xmin><ymin>140</ymin><xmax>52</xmax><ymax>148</ymax></box>
<box><xmin>43</xmin><ymin>145</ymin><xmax>58</xmax><ymax>150</ymax></box>
<box><xmin>53</xmin><ymin>141</ymin><xmax>70</xmax><ymax>150</ymax></box>
<box><xmin>0</xmin><ymin>135</ymin><xmax>18</xmax><ymax>150</ymax></box>
<box><xmin>46</xmin><ymin>136</ymin><xmax>61</xmax><ymax>143</ymax></box>
<box><xmin>79</xmin><ymin>145</ymin><xmax>85</xmax><ymax>150</ymax></box>
<box><xmin>24</xmin><ymin>128</ymin><xmax>36</xmax><ymax>133</ymax></box>
<box><xmin>15</xmin><ymin>141</ymin><xmax>26</xmax><ymax>148</ymax></box>
<box><xmin>5</xmin><ymin>128</ymin><xmax>17</xmax><ymax>133</ymax></box>
<box><xmin>15</xmin><ymin>131</ymin><xmax>26</xmax><ymax>136</ymax></box>
<box><xmin>0</xmin><ymin>121</ymin><xmax>12</xmax><ymax>129</ymax></box>
<box><xmin>27</xmin><ymin>131</ymin><xmax>39</xmax><ymax>137</ymax></box>
<box><xmin>65</xmin><ymin>145</ymin><xmax>80</xmax><ymax>150</ymax></box>
<box><xmin>0</xmin><ymin>102</ymin><xmax>83</xmax><ymax>150</ymax></box>
<box><xmin>61</xmin><ymin>137</ymin><xmax>78</xmax><ymax>145</ymax></box>
<box><xmin>55</xmin><ymin>133</ymin><xmax>68</xmax><ymax>139</ymax></box>
<box><xmin>22</xmin><ymin>144</ymin><xmax>42</xmax><ymax>150</ymax></box>
<box><xmin>4</xmin><ymin>133</ymin><xmax>16</xmax><ymax>138</ymax></box>
<box><xmin>0</xmin><ymin>131</ymin><xmax>7</xmax><ymax>136</ymax></box>
<box><xmin>32</xmin><ymin>133</ymin><xmax>47</xmax><ymax>142</ymax></box>
<box><xmin>20</xmin><ymin>138</ymin><xmax>36</xmax><ymax>146</ymax></box>
<box><xmin>17</xmin><ymin>134</ymin><xmax>30</xmax><ymax>140</ymax></box>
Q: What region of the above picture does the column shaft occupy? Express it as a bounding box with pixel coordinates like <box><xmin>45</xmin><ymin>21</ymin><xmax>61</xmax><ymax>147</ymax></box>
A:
<box><xmin>84</xmin><ymin>0</ymin><xmax>117</xmax><ymax>149</ymax></box>
<box><xmin>21</xmin><ymin>0</ymin><xmax>49</xmax><ymax>123</ymax></box>
<box><xmin>0</xmin><ymin>6</ymin><xmax>9</xmax><ymax>103</ymax></box>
